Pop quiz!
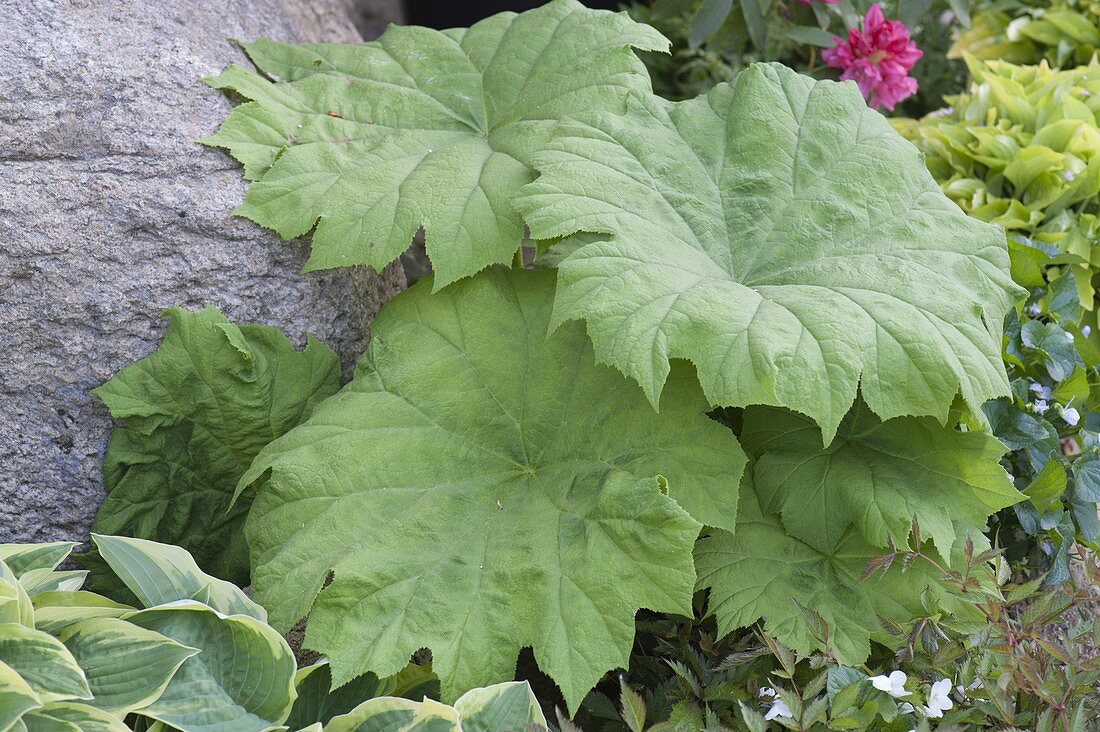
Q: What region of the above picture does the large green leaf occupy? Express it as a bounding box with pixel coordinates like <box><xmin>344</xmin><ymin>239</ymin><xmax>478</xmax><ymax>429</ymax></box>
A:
<box><xmin>89</xmin><ymin>307</ymin><xmax>340</xmax><ymax>585</ymax></box>
<box><xmin>516</xmin><ymin>63</ymin><xmax>1023</xmax><ymax>440</ymax></box>
<box><xmin>238</xmin><ymin>268</ymin><xmax>740</xmax><ymax>710</ymax></box>
<box><xmin>0</xmin><ymin>658</ymin><xmax>42</xmax><ymax>730</ymax></box>
<box><xmin>695</xmin><ymin>476</ymin><xmax>976</xmax><ymax>665</ymax></box>
<box><xmin>741</xmin><ymin>402</ymin><xmax>1024</xmax><ymax>557</ymax></box>
<box><xmin>92</xmin><ymin>533</ymin><xmax>266</xmax><ymax>621</ymax></box>
<box><xmin>124</xmin><ymin>602</ymin><xmax>296</xmax><ymax>732</ymax></box>
<box><xmin>0</xmin><ymin>624</ymin><xmax>91</xmax><ymax>704</ymax></box>
<box><xmin>204</xmin><ymin>0</ymin><xmax>668</xmax><ymax>288</ymax></box>
<box><xmin>54</xmin><ymin>617</ymin><xmax>197</xmax><ymax>716</ymax></box>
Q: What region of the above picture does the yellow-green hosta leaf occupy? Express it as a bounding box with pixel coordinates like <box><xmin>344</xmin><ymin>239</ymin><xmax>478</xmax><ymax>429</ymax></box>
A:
<box><xmin>741</xmin><ymin>402</ymin><xmax>1024</xmax><ymax>557</ymax></box>
<box><xmin>696</xmin><ymin>476</ymin><xmax>978</xmax><ymax>665</ymax></box>
<box><xmin>18</xmin><ymin>571</ymin><xmax>88</xmax><ymax>598</ymax></box>
<box><xmin>18</xmin><ymin>703</ymin><xmax>128</xmax><ymax>732</ymax></box>
<box><xmin>238</xmin><ymin>268</ymin><xmax>741</xmax><ymax>712</ymax></box>
<box><xmin>324</xmin><ymin>682</ymin><xmax>546</xmax><ymax>732</ymax></box>
<box><xmin>0</xmin><ymin>544</ymin><xmax>78</xmax><ymax>578</ymax></box>
<box><xmin>0</xmin><ymin>659</ymin><xmax>42</xmax><ymax>730</ymax></box>
<box><xmin>89</xmin><ymin>308</ymin><xmax>340</xmax><ymax>585</ymax></box>
<box><xmin>31</xmin><ymin>593</ymin><xmax>134</xmax><ymax>637</ymax></box>
<box><xmin>286</xmin><ymin>659</ymin><xmax>436</xmax><ymax>730</ymax></box>
<box><xmin>53</xmin><ymin>617</ymin><xmax>197</xmax><ymax>716</ymax></box>
<box><xmin>325</xmin><ymin>697</ymin><xmax>461</xmax><ymax>732</ymax></box>
<box><xmin>0</xmin><ymin>624</ymin><xmax>91</xmax><ymax>704</ymax></box>
<box><xmin>452</xmin><ymin>681</ymin><xmax>548</xmax><ymax>731</ymax></box>
<box><xmin>517</xmin><ymin>63</ymin><xmax>1023</xmax><ymax>441</ymax></box>
<box><xmin>91</xmin><ymin>535</ymin><xmax>266</xmax><ymax>621</ymax></box>
<box><xmin>0</xmin><ymin>560</ymin><xmax>34</xmax><ymax>628</ymax></box>
<box><xmin>124</xmin><ymin>601</ymin><xmax>296</xmax><ymax>732</ymax></box>
<box><xmin>204</xmin><ymin>0</ymin><xmax>667</xmax><ymax>288</ymax></box>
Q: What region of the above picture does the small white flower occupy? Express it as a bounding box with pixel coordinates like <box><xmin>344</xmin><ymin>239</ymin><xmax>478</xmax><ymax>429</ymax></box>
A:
<box><xmin>1034</xmin><ymin>399</ymin><xmax>1049</xmax><ymax>414</ymax></box>
<box><xmin>1065</xmin><ymin>170</ymin><xmax>1077</xmax><ymax>182</ymax></box>
<box><xmin>925</xmin><ymin>679</ymin><xmax>954</xmax><ymax>718</ymax></box>
<box><xmin>1028</xmin><ymin>303</ymin><xmax>1042</xmax><ymax>317</ymax></box>
<box><xmin>870</xmin><ymin>670</ymin><xmax>911</xmax><ymax>698</ymax></box>
<box><xmin>758</xmin><ymin>686</ymin><xmax>776</xmax><ymax>698</ymax></box>
<box><xmin>765</xmin><ymin>698</ymin><xmax>792</xmax><ymax>721</ymax></box>
<box><xmin>900</xmin><ymin>702</ymin><xmax>916</xmax><ymax>713</ymax></box>
<box><xmin>1083</xmin><ymin>326</ymin><xmax>1092</xmax><ymax>337</ymax></box>
<box><xmin>1030</xmin><ymin>382</ymin><xmax>1053</xmax><ymax>400</ymax></box>
<box><xmin>1063</xmin><ymin>407</ymin><xmax>1081</xmax><ymax>426</ymax></box>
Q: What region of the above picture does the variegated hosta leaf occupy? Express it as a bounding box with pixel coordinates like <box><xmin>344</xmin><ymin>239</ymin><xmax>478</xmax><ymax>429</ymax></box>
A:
<box><xmin>325</xmin><ymin>697</ymin><xmax>461</xmax><ymax>732</ymax></box>
<box><xmin>741</xmin><ymin>402</ymin><xmax>1024</xmax><ymax>557</ymax></box>
<box><xmin>203</xmin><ymin>0</ymin><xmax>668</xmax><ymax>288</ymax></box>
<box><xmin>92</xmin><ymin>535</ymin><xmax>266</xmax><ymax>621</ymax></box>
<box><xmin>19</xmin><ymin>570</ymin><xmax>88</xmax><ymax>597</ymax></box>
<box><xmin>0</xmin><ymin>659</ymin><xmax>42</xmax><ymax>730</ymax></box>
<box><xmin>90</xmin><ymin>308</ymin><xmax>340</xmax><ymax>585</ymax></box>
<box><xmin>516</xmin><ymin>63</ymin><xmax>1024</xmax><ymax>440</ymax></box>
<box><xmin>0</xmin><ymin>560</ymin><xmax>34</xmax><ymax>628</ymax></box>
<box><xmin>31</xmin><ymin>592</ymin><xmax>134</xmax><ymax>637</ymax></box>
<box><xmin>452</xmin><ymin>681</ymin><xmax>548</xmax><ymax>731</ymax></box>
<box><xmin>0</xmin><ymin>543</ymin><xmax>78</xmax><ymax>578</ymax></box>
<box><xmin>695</xmin><ymin>475</ymin><xmax>981</xmax><ymax>665</ymax></box>
<box><xmin>239</xmin><ymin>268</ymin><xmax>742</xmax><ymax>711</ymax></box>
<box><xmin>0</xmin><ymin>623</ymin><xmax>91</xmax><ymax>704</ymax></box>
<box><xmin>286</xmin><ymin>659</ymin><xmax>437</xmax><ymax>730</ymax></box>
<box><xmin>18</xmin><ymin>702</ymin><xmax>129</xmax><ymax>732</ymax></box>
<box><xmin>54</xmin><ymin>617</ymin><xmax>197</xmax><ymax>716</ymax></box>
<box><xmin>325</xmin><ymin>681</ymin><xmax>546</xmax><ymax>732</ymax></box>
<box><xmin>124</xmin><ymin>602</ymin><xmax>296</xmax><ymax>732</ymax></box>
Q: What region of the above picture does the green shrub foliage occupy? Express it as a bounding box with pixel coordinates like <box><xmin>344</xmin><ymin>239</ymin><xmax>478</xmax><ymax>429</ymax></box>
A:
<box><xmin>901</xmin><ymin>56</ymin><xmax>1100</xmax><ymax>580</ymax></box>
<box><xmin>185</xmin><ymin>0</ymin><xmax>1031</xmax><ymax>712</ymax></box>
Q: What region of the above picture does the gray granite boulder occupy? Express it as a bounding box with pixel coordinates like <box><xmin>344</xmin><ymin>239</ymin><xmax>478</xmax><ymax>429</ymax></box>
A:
<box><xmin>0</xmin><ymin>0</ymin><xmax>406</xmax><ymax>542</ymax></box>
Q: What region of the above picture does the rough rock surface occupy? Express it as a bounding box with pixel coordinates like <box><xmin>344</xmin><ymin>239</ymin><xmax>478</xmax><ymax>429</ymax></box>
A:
<box><xmin>0</xmin><ymin>0</ymin><xmax>406</xmax><ymax>543</ymax></box>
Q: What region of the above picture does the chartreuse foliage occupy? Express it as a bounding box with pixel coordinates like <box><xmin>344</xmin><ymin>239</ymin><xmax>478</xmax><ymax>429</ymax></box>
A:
<box><xmin>952</xmin><ymin>0</ymin><xmax>1100</xmax><ymax>68</ymax></box>
<box><xmin>238</xmin><ymin>267</ymin><xmax>744</xmax><ymax>712</ymax></box>
<box><xmin>202</xmin><ymin>0</ymin><xmax>668</xmax><ymax>287</ymax></box>
<box><xmin>88</xmin><ymin>307</ymin><xmax>340</xmax><ymax>585</ymax></box>
<box><xmin>516</xmin><ymin>63</ymin><xmax>1024</xmax><ymax>441</ymax></box>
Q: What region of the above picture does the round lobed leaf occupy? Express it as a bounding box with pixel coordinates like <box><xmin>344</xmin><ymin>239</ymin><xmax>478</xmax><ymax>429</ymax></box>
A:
<box><xmin>238</xmin><ymin>267</ymin><xmax>744</xmax><ymax>712</ymax></box>
<box><xmin>516</xmin><ymin>63</ymin><xmax>1025</xmax><ymax>441</ymax></box>
<box><xmin>203</xmin><ymin>0</ymin><xmax>668</xmax><ymax>288</ymax></box>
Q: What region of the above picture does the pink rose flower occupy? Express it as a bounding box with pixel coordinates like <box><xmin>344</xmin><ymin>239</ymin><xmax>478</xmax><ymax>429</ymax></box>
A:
<box><xmin>821</xmin><ymin>3</ymin><xmax>922</xmax><ymax>111</ymax></box>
